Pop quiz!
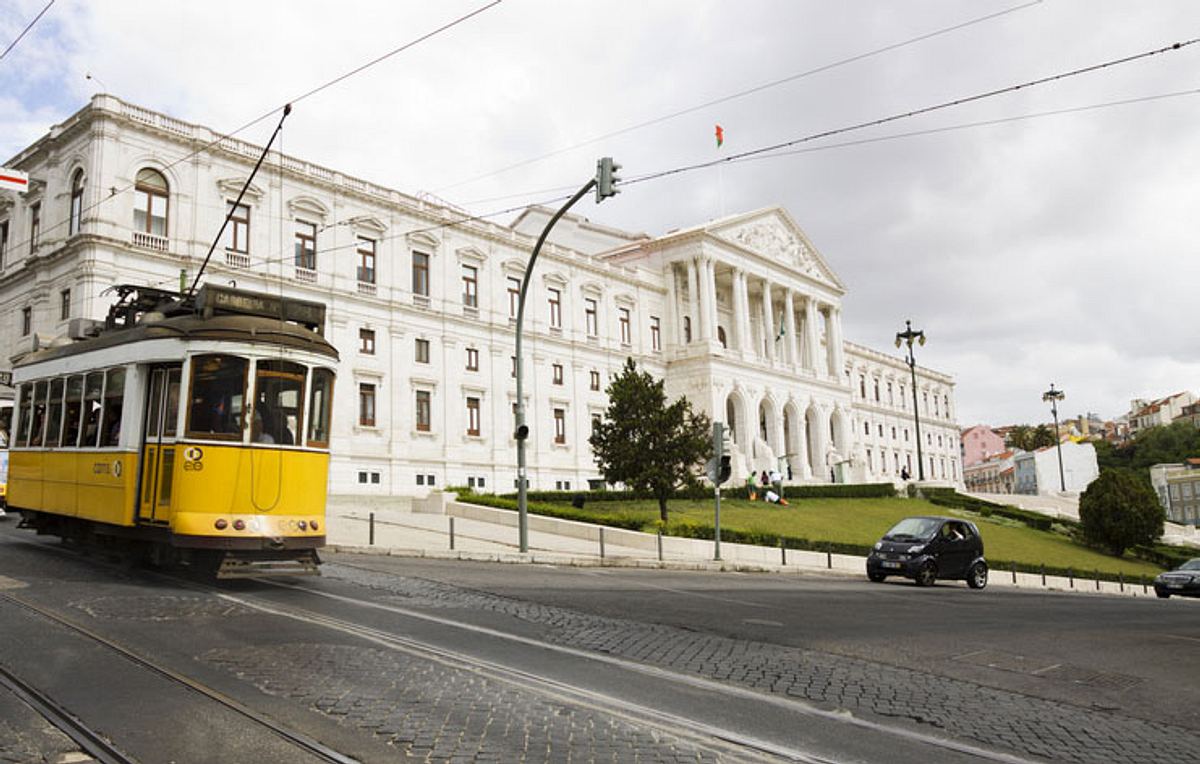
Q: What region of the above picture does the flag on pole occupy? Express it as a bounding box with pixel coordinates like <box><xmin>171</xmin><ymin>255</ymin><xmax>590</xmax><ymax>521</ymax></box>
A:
<box><xmin>715</xmin><ymin>124</ymin><xmax>724</xmax><ymax>148</ymax></box>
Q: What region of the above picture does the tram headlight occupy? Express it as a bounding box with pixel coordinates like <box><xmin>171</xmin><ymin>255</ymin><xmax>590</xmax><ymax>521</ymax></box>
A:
<box><xmin>310</xmin><ymin>521</ymin><xmax>318</xmax><ymax>531</ymax></box>
<box><xmin>233</xmin><ymin>519</ymin><xmax>246</xmax><ymax>531</ymax></box>
<box><xmin>214</xmin><ymin>519</ymin><xmax>228</xmax><ymax>530</ymax></box>
<box><xmin>298</xmin><ymin>520</ymin><xmax>308</xmax><ymax>531</ymax></box>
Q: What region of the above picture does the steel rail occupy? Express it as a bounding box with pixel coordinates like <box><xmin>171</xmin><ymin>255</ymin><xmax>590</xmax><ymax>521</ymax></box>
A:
<box><xmin>0</xmin><ymin>590</ymin><xmax>361</xmax><ymax>764</ymax></box>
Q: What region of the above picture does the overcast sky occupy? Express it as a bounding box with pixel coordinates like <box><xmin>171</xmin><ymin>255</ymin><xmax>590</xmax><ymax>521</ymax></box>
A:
<box><xmin>3</xmin><ymin>0</ymin><xmax>1199</xmax><ymax>428</ymax></box>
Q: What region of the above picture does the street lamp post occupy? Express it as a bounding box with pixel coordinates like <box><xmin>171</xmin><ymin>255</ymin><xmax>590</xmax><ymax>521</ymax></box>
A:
<box><xmin>895</xmin><ymin>320</ymin><xmax>926</xmax><ymax>481</ymax></box>
<box><xmin>1042</xmin><ymin>383</ymin><xmax>1067</xmax><ymax>492</ymax></box>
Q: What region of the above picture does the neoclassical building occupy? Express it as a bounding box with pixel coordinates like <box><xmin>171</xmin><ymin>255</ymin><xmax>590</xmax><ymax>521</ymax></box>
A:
<box><xmin>0</xmin><ymin>95</ymin><xmax>962</xmax><ymax>495</ymax></box>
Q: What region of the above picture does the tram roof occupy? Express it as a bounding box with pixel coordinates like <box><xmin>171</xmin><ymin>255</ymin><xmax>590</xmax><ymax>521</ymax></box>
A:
<box><xmin>15</xmin><ymin>314</ymin><xmax>340</xmax><ymax>369</ymax></box>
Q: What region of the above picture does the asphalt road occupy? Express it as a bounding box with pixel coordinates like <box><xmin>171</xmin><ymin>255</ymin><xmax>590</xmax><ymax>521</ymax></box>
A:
<box><xmin>1</xmin><ymin>521</ymin><xmax>1197</xmax><ymax>763</ymax></box>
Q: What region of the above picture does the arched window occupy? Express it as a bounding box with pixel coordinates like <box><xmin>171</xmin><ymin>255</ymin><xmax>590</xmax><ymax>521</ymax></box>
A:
<box><xmin>69</xmin><ymin>170</ymin><xmax>85</xmax><ymax>236</ymax></box>
<box><xmin>134</xmin><ymin>168</ymin><xmax>169</xmax><ymax>237</ymax></box>
<box><xmin>717</xmin><ymin>325</ymin><xmax>727</xmax><ymax>348</ymax></box>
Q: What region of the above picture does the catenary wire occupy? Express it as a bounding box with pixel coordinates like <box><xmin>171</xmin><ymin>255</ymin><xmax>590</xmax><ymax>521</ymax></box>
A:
<box><xmin>432</xmin><ymin>0</ymin><xmax>1044</xmax><ymax>192</ymax></box>
<box><xmin>623</xmin><ymin>37</ymin><xmax>1200</xmax><ymax>187</ymax></box>
<box><xmin>1</xmin><ymin>1</ymin><xmax>504</xmax><ymax>254</ymax></box>
<box><xmin>0</xmin><ymin>0</ymin><xmax>55</xmax><ymax>62</ymax></box>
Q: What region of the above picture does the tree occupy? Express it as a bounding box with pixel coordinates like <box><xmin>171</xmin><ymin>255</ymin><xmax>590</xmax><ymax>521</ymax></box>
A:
<box><xmin>1078</xmin><ymin>469</ymin><xmax>1165</xmax><ymax>556</ymax></box>
<box><xmin>1006</xmin><ymin>425</ymin><xmax>1034</xmax><ymax>451</ymax></box>
<box><xmin>1031</xmin><ymin>424</ymin><xmax>1057</xmax><ymax>449</ymax></box>
<box><xmin>590</xmin><ymin>358</ymin><xmax>711</xmax><ymax>523</ymax></box>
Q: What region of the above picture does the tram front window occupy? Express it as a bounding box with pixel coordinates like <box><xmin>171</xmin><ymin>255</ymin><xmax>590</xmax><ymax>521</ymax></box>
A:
<box><xmin>30</xmin><ymin>380</ymin><xmax>48</xmax><ymax>447</ymax></box>
<box><xmin>100</xmin><ymin>368</ymin><xmax>125</xmax><ymax>447</ymax></box>
<box><xmin>63</xmin><ymin>375</ymin><xmax>83</xmax><ymax>447</ymax></box>
<box><xmin>253</xmin><ymin>360</ymin><xmax>305</xmax><ymax>445</ymax></box>
<box><xmin>307</xmin><ymin>368</ymin><xmax>334</xmax><ymax>447</ymax></box>
<box><xmin>187</xmin><ymin>355</ymin><xmax>247</xmax><ymax>439</ymax></box>
<box><xmin>44</xmin><ymin>378</ymin><xmax>65</xmax><ymax>447</ymax></box>
<box><xmin>15</xmin><ymin>384</ymin><xmax>32</xmax><ymax>447</ymax></box>
<box><xmin>82</xmin><ymin>372</ymin><xmax>104</xmax><ymax>448</ymax></box>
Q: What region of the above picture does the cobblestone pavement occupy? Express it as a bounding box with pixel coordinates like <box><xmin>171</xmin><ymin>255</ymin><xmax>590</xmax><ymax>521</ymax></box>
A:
<box><xmin>205</xmin><ymin>643</ymin><xmax>723</xmax><ymax>763</ymax></box>
<box><xmin>326</xmin><ymin>564</ymin><xmax>1200</xmax><ymax>764</ymax></box>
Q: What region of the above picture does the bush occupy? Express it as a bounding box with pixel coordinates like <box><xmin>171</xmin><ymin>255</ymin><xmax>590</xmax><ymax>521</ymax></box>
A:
<box><xmin>1078</xmin><ymin>470</ymin><xmax>1165</xmax><ymax>556</ymax></box>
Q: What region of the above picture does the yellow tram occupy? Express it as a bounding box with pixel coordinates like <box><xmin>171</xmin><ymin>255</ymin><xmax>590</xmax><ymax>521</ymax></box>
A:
<box><xmin>9</xmin><ymin>284</ymin><xmax>337</xmax><ymax>577</ymax></box>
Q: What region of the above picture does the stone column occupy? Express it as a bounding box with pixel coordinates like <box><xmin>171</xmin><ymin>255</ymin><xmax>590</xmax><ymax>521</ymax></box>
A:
<box><xmin>699</xmin><ymin>257</ymin><xmax>716</xmax><ymax>343</ymax></box>
<box><xmin>664</xmin><ymin>263</ymin><xmax>680</xmax><ymax>347</ymax></box>
<box><xmin>829</xmin><ymin>306</ymin><xmax>845</xmax><ymax>378</ymax></box>
<box><xmin>783</xmin><ymin>290</ymin><xmax>798</xmax><ymax>368</ymax></box>
<box><xmin>731</xmin><ymin>268</ymin><xmax>748</xmax><ymax>356</ymax></box>
<box><xmin>761</xmin><ymin>280</ymin><xmax>775</xmax><ymax>364</ymax></box>
<box><xmin>822</xmin><ymin>306</ymin><xmax>836</xmax><ymax>377</ymax></box>
<box><xmin>685</xmin><ymin>259</ymin><xmax>698</xmax><ymax>344</ymax></box>
<box><xmin>811</xmin><ymin>405</ymin><xmax>829</xmax><ymax>482</ymax></box>
<box><xmin>795</xmin><ymin>410</ymin><xmax>812</xmax><ymax>480</ymax></box>
<box><xmin>804</xmin><ymin>297</ymin><xmax>819</xmax><ymax>371</ymax></box>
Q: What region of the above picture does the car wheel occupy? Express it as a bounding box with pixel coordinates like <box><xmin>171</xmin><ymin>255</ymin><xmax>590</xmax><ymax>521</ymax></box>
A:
<box><xmin>867</xmin><ymin>570</ymin><xmax>886</xmax><ymax>583</ymax></box>
<box><xmin>1156</xmin><ymin>590</ymin><xmax>1170</xmax><ymax>599</ymax></box>
<box><xmin>915</xmin><ymin>561</ymin><xmax>937</xmax><ymax>587</ymax></box>
<box><xmin>966</xmin><ymin>561</ymin><xmax>988</xmax><ymax>590</ymax></box>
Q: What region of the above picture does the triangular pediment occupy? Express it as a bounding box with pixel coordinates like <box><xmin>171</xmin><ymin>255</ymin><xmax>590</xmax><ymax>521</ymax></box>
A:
<box><xmin>709</xmin><ymin>208</ymin><xmax>844</xmax><ymax>290</ymax></box>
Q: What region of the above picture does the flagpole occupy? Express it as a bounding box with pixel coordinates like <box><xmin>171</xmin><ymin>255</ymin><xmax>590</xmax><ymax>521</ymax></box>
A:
<box><xmin>715</xmin><ymin>124</ymin><xmax>726</xmax><ymax>218</ymax></box>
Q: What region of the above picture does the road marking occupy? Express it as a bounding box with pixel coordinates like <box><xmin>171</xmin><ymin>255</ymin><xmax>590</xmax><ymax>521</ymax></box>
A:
<box><xmin>239</xmin><ymin>577</ymin><xmax>1037</xmax><ymax>764</ymax></box>
<box><xmin>742</xmin><ymin>618</ymin><xmax>784</xmax><ymax>627</ymax></box>
<box><xmin>1159</xmin><ymin>633</ymin><xmax>1200</xmax><ymax>644</ymax></box>
<box><xmin>0</xmin><ymin>575</ymin><xmax>28</xmax><ymax>590</ymax></box>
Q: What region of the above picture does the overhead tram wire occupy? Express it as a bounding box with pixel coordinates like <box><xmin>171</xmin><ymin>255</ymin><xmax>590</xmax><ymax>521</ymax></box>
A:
<box><xmin>431</xmin><ymin>0</ymin><xmax>1045</xmax><ymax>193</ymax></box>
<box><xmin>1</xmin><ymin>0</ymin><xmax>504</xmax><ymax>256</ymax></box>
<box><xmin>623</xmin><ymin>37</ymin><xmax>1200</xmax><ymax>189</ymax></box>
<box><xmin>0</xmin><ymin>0</ymin><xmax>56</xmax><ymax>62</ymax></box>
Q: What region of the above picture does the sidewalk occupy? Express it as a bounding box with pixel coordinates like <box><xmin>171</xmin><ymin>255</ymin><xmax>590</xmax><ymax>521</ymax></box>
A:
<box><xmin>324</xmin><ymin>493</ymin><xmax>1172</xmax><ymax>599</ymax></box>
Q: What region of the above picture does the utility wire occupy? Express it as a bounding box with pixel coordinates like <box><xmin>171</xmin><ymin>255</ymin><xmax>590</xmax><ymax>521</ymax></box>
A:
<box><xmin>1</xmin><ymin>0</ymin><xmax>503</xmax><ymax>253</ymax></box>
<box><xmin>625</xmin><ymin>37</ymin><xmax>1200</xmax><ymax>187</ymax></box>
<box><xmin>0</xmin><ymin>0</ymin><xmax>55</xmax><ymax>62</ymax></box>
<box><xmin>432</xmin><ymin>0</ymin><xmax>1044</xmax><ymax>192</ymax></box>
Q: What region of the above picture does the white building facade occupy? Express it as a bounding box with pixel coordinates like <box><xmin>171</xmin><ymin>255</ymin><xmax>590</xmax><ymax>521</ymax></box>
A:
<box><xmin>1012</xmin><ymin>441</ymin><xmax>1099</xmax><ymax>496</ymax></box>
<box><xmin>0</xmin><ymin>95</ymin><xmax>962</xmax><ymax>495</ymax></box>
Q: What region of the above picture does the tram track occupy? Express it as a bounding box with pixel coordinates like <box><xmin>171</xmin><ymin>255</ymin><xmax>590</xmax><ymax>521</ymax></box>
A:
<box><xmin>0</xmin><ymin>588</ymin><xmax>362</xmax><ymax>764</ymax></box>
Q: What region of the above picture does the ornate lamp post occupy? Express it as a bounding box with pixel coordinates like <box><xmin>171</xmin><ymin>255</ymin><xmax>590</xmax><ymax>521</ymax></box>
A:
<box><xmin>1042</xmin><ymin>383</ymin><xmax>1067</xmax><ymax>492</ymax></box>
<box><xmin>895</xmin><ymin>320</ymin><xmax>926</xmax><ymax>481</ymax></box>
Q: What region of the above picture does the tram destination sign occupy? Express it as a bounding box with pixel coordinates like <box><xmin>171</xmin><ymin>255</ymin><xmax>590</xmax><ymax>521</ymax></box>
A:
<box><xmin>195</xmin><ymin>284</ymin><xmax>326</xmax><ymax>332</ymax></box>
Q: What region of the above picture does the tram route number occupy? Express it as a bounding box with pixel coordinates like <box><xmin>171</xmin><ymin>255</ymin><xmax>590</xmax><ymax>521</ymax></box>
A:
<box><xmin>183</xmin><ymin>446</ymin><xmax>204</xmax><ymax>472</ymax></box>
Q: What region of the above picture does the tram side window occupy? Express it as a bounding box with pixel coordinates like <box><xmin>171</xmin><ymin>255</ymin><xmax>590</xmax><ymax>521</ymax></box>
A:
<box><xmin>82</xmin><ymin>372</ymin><xmax>104</xmax><ymax>448</ymax></box>
<box><xmin>187</xmin><ymin>355</ymin><xmax>247</xmax><ymax>439</ymax></box>
<box><xmin>29</xmin><ymin>380</ymin><xmax>48</xmax><ymax>447</ymax></box>
<box><xmin>15</xmin><ymin>384</ymin><xmax>32</xmax><ymax>447</ymax></box>
<box><xmin>44</xmin><ymin>378</ymin><xmax>65</xmax><ymax>447</ymax></box>
<box><xmin>100</xmin><ymin>368</ymin><xmax>125</xmax><ymax>447</ymax></box>
<box><xmin>0</xmin><ymin>403</ymin><xmax>11</xmax><ymax>447</ymax></box>
<box><xmin>62</xmin><ymin>375</ymin><xmax>84</xmax><ymax>447</ymax></box>
<box><xmin>253</xmin><ymin>360</ymin><xmax>305</xmax><ymax>445</ymax></box>
<box><xmin>307</xmin><ymin>368</ymin><xmax>334</xmax><ymax>447</ymax></box>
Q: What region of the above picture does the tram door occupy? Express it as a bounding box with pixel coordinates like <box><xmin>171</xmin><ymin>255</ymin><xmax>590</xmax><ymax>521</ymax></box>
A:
<box><xmin>138</xmin><ymin>365</ymin><xmax>182</xmax><ymax>523</ymax></box>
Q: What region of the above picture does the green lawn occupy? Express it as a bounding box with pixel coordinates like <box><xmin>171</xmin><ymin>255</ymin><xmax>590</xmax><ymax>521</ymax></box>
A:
<box><xmin>505</xmin><ymin>495</ymin><xmax>1166</xmax><ymax>579</ymax></box>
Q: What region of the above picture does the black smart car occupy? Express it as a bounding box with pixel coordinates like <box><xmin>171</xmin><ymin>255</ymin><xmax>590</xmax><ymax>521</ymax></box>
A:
<box><xmin>1153</xmin><ymin>558</ymin><xmax>1200</xmax><ymax>599</ymax></box>
<box><xmin>866</xmin><ymin>516</ymin><xmax>988</xmax><ymax>588</ymax></box>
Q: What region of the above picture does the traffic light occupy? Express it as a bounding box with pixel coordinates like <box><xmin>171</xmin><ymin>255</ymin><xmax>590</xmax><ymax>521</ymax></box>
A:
<box><xmin>595</xmin><ymin>157</ymin><xmax>621</xmax><ymax>202</ymax></box>
<box><xmin>718</xmin><ymin>455</ymin><xmax>731</xmax><ymax>485</ymax></box>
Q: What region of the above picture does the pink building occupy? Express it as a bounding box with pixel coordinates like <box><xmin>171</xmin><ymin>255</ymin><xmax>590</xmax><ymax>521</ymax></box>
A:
<box><xmin>960</xmin><ymin>424</ymin><xmax>1006</xmax><ymax>467</ymax></box>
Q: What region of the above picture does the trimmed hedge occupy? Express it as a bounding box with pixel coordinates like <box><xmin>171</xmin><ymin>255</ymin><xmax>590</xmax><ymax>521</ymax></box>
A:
<box><xmin>454</xmin><ymin>491</ymin><xmax>646</xmax><ymax>531</ymax></box>
<box><xmin>504</xmin><ymin>482</ymin><xmax>898</xmax><ymax>505</ymax></box>
<box><xmin>922</xmin><ymin>488</ymin><xmax>1061</xmax><ymax>532</ymax></box>
<box><xmin>665</xmin><ymin>521</ymin><xmax>875</xmax><ymax>557</ymax></box>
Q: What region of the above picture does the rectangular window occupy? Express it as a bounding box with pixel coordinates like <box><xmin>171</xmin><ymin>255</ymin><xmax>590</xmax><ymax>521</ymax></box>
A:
<box><xmin>21</xmin><ymin>306</ymin><xmax>31</xmax><ymax>336</ymax></box>
<box><xmin>29</xmin><ymin>203</ymin><xmax>40</xmax><ymax>250</ymax></box>
<box><xmin>589</xmin><ymin>370</ymin><xmax>600</xmax><ymax>391</ymax></box>
<box><xmin>466</xmin><ymin>396</ymin><xmax>481</xmax><ymax>436</ymax></box>
<box><xmin>548</xmin><ymin>288</ymin><xmax>562</xmax><ymax>329</ymax></box>
<box><xmin>224</xmin><ymin>201</ymin><xmax>249</xmax><ymax>253</ymax></box>
<box><xmin>585</xmin><ymin>298</ymin><xmax>598</xmax><ymax>337</ymax></box>
<box><xmin>0</xmin><ymin>220</ymin><xmax>7</xmax><ymax>268</ymax></box>
<box><xmin>415</xmin><ymin>473</ymin><xmax>424</xmax><ymax>486</ymax></box>
<box><xmin>415</xmin><ymin>390</ymin><xmax>431</xmax><ymax>432</ymax></box>
<box><xmin>466</xmin><ymin>347</ymin><xmax>479</xmax><ymax>371</ymax></box>
<box><xmin>591</xmin><ymin>413</ymin><xmax>601</xmax><ymax>437</ymax></box>
<box><xmin>554</xmin><ymin>407</ymin><xmax>566</xmax><ymax>444</ymax></box>
<box><xmin>552</xmin><ymin>363</ymin><xmax>563</xmax><ymax>385</ymax></box>
<box><xmin>650</xmin><ymin>316</ymin><xmax>661</xmax><ymax>350</ymax></box>
<box><xmin>619</xmin><ymin>307</ymin><xmax>631</xmax><ymax>345</ymax></box>
<box><xmin>359</xmin><ymin>328</ymin><xmax>375</xmax><ymax>355</ymax></box>
<box><xmin>508</xmin><ymin>276</ymin><xmax>521</xmax><ymax>319</ymax></box>
<box><xmin>411</xmin><ymin>251</ymin><xmax>429</xmax><ymax>295</ymax></box>
<box><xmin>511</xmin><ymin>355</ymin><xmax>517</xmax><ymax>379</ymax></box>
<box><xmin>415</xmin><ymin>338</ymin><xmax>430</xmax><ymax>363</ymax></box>
<box><xmin>462</xmin><ymin>265</ymin><xmax>478</xmax><ymax>308</ymax></box>
<box><xmin>683</xmin><ymin>316</ymin><xmax>692</xmax><ymax>343</ymax></box>
<box><xmin>60</xmin><ymin>289</ymin><xmax>70</xmax><ymax>321</ymax></box>
<box><xmin>294</xmin><ymin>220</ymin><xmax>317</xmax><ymax>269</ymax></box>
<box><xmin>358</xmin><ymin>237</ymin><xmax>377</xmax><ymax>284</ymax></box>
<box><xmin>358</xmin><ymin>383</ymin><xmax>376</xmax><ymax>427</ymax></box>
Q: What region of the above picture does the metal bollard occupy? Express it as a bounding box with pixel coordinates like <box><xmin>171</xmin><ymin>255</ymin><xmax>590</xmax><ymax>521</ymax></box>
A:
<box><xmin>1119</xmin><ymin>572</ymin><xmax>1124</xmax><ymax>592</ymax></box>
<box><xmin>1041</xmin><ymin>564</ymin><xmax>1046</xmax><ymax>587</ymax></box>
<box><xmin>780</xmin><ymin>539</ymin><xmax>787</xmax><ymax>566</ymax></box>
<box><xmin>599</xmin><ymin>526</ymin><xmax>605</xmax><ymax>560</ymax></box>
<box><xmin>1095</xmin><ymin>570</ymin><xmax>1100</xmax><ymax>591</ymax></box>
<box><xmin>1142</xmin><ymin>576</ymin><xmax>1148</xmax><ymax>595</ymax></box>
<box><xmin>1069</xmin><ymin>568</ymin><xmax>1074</xmax><ymax>588</ymax></box>
<box><xmin>826</xmin><ymin>546</ymin><xmax>832</xmax><ymax>569</ymax></box>
<box><xmin>449</xmin><ymin>516</ymin><xmax>455</xmax><ymax>551</ymax></box>
<box><xmin>657</xmin><ymin>530</ymin><xmax>663</xmax><ymax>562</ymax></box>
<box><xmin>1011</xmin><ymin>562</ymin><xmax>1016</xmax><ymax>584</ymax></box>
<box><xmin>369</xmin><ymin>512</ymin><xmax>375</xmax><ymax>546</ymax></box>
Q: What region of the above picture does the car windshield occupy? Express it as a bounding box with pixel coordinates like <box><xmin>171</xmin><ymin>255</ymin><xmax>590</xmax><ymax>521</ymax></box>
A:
<box><xmin>1178</xmin><ymin>559</ymin><xmax>1200</xmax><ymax>571</ymax></box>
<box><xmin>884</xmin><ymin>517</ymin><xmax>941</xmax><ymax>541</ymax></box>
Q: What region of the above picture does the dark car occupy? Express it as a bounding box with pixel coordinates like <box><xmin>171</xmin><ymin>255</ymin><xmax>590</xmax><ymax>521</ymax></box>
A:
<box><xmin>866</xmin><ymin>516</ymin><xmax>988</xmax><ymax>588</ymax></box>
<box><xmin>1154</xmin><ymin>558</ymin><xmax>1200</xmax><ymax>599</ymax></box>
